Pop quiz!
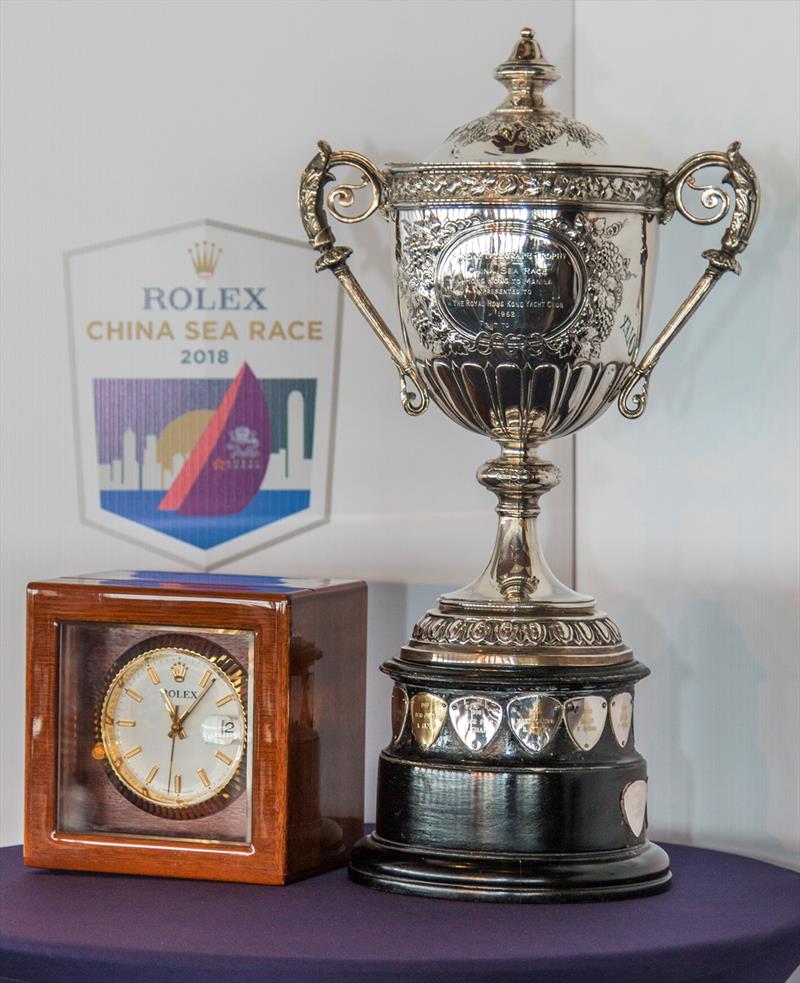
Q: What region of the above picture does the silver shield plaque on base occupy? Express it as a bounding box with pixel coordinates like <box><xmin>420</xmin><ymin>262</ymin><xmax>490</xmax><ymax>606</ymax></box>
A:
<box><xmin>507</xmin><ymin>695</ymin><xmax>562</xmax><ymax>753</ymax></box>
<box><xmin>449</xmin><ymin>696</ymin><xmax>503</xmax><ymax>751</ymax></box>
<box><xmin>565</xmin><ymin>696</ymin><xmax>608</xmax><ymax>751</ymax></box>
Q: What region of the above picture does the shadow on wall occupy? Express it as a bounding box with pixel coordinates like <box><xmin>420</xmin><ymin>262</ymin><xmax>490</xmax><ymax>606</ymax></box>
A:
<box><xmin>677</xmin><ymin>599</ymin><xmax>781</xmax><ymax>862</ymax></box>
<box><xmin>633</xmin><ymin>604</ymin><xmax>695</xmax><ymax>850</ymax></box>
<box><xmin>641</xmin><ymin>594</ymin><xmax>794</xmax><ymax>870</ymax></box>
<box><xmin>363</xmin><ymin>582</ymin><xmax>454</xmax><ymax>823</ymax></box>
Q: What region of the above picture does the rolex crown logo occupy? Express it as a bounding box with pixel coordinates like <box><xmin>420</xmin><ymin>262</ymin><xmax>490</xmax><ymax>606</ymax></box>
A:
<box><xmin>188</xmin><ymin>240</ymin><xmax>222</xmax><ymax>278</ymax></box>
<box><xmin>170</xmin><ymin>660</ymin><xmax>188</xmax><ymax>682</ymax></box>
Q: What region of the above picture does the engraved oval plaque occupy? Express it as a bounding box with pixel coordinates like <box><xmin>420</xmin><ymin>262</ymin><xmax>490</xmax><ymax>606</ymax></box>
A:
<box><xmin>435</xmin><ymin>221</ymin><xmax>586</xmax><ymax>339</ymax></box>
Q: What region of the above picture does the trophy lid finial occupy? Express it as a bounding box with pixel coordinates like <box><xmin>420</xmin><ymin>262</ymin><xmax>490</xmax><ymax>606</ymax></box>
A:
<box><xmin>432</xmin><ymin>26</ymin><xmax>605</xmax><ymax>163</ymax></box>
<box><xmin>495</xmin><ymin>27</ymin><xmax>560</xmax><ymax>89</ymax></box>
<box><xmin>493</xmin><ymin>27</ymin><xmax>561</xmax><ymax>112</ymax></box>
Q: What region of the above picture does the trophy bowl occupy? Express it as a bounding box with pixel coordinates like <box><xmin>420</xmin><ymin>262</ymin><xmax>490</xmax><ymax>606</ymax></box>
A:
<box><xmin>300</xmin><ymin>29</ymin><xmax>759</xmax><ymax>901</ymax></box>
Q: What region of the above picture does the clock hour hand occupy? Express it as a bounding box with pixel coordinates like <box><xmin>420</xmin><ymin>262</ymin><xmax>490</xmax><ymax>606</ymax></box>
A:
<box><xmin>160</xmin><ymin>688</ymin><xmax>186</xmax><ymax>739</ymax></box>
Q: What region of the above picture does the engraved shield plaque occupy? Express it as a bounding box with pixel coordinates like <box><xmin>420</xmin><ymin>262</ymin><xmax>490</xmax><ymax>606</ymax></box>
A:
<box><xmin>391</xmin><ymin>685</ymin><xmax>409</xmax><ymax>743</ymax></box>
<box><xmin>610</xmin><ymin>692</ymin><xmax>633</xmax><ymax>748</ymax></box>
<box><xmin>410</xmin><ymin>693</ymin><xmax>447</xmax><ymax>750</ymax></box>
<box><xmin>622</xmin><ymin>779</ymin><xmax>648</xmax><ymax>837</ymax></box>
<box><xmin>507</xmin><ymin>695</ymin><xmax>563</xmax><ymax>753</ymax></box>
<box><xmin>435</xmin><ymin>221</ymin><xmax>586</xmax><ymax>340</ymax></box>
<box><xmin>448</xmin><ymin>696</ymin><xmax>502</xmax><ymax>752</ymax></box>
<box><xmin>565</xmin><ymin>696</ymin><xmax>608</xmax><ymax>751</ymax></box>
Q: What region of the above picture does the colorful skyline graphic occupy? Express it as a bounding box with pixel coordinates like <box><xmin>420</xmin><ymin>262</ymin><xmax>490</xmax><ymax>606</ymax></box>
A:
<box><xmin>93</xmin><ymin>365</ymin><xmax>316</xmax><ymax>548</ymax></box>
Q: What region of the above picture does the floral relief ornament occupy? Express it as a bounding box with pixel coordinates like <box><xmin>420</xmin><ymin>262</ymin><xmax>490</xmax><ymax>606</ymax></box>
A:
<box><xmin>397</xmin><ymin>210</ymin><xmax>634</xmax><ymax>359</ymax></box>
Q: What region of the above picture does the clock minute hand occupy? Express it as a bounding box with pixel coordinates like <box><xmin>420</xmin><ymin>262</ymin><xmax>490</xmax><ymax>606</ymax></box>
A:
<box><xmin>173</xmin><ymin>678</ymin><xmax>215</xmax><ymax>733</ymax></box>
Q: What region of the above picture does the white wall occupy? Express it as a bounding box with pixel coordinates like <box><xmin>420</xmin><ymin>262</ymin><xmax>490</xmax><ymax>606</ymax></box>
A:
<box><xmin>574</xmin><ymin>0</ymin><xmax>799</xmax><ymax>871</ymax></box>
<box><xmin>0</xmin><ymin>0</ymin><xmax>575</xmax><ymax>844</ymax></box>
<box><xmin>1</xmin><ymin>0</ymin><xmax>797</xmax><ymax>879</ymax></box>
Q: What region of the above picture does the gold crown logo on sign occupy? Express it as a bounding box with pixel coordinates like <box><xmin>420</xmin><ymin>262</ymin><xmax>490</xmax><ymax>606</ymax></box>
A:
<box><xmin>170</xmin><ymin>661</ymin><xmax>188</xmax><ymax>682</ymax></box>
<box><xmin>188</xmin><ymin>240</ymin><xmax>222</xmax><ymax>278</ymax></box>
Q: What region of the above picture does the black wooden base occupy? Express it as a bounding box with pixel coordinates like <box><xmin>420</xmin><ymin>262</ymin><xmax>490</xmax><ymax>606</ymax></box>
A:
<box><xmin>350</xmin><ymin>657</ymin><xmax>671</xmax><ymax>903</ymax></box>
<box><xmin>349</xmin><ymin>834</ymin><xmax>671</xmax><ymax>903</ymax></box>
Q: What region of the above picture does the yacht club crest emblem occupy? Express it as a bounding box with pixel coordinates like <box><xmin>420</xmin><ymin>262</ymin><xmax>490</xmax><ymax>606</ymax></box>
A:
<box><xmin>66</xmin><ymin>219</ymin><xmax>342</xmax><ymax>568</ymax></box>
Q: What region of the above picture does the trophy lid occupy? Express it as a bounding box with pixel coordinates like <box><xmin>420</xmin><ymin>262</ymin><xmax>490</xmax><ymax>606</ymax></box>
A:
<box><xmin>433</xmin><ymin>28</ymin><xmax>609</xmax><ymax>164</ymax></box>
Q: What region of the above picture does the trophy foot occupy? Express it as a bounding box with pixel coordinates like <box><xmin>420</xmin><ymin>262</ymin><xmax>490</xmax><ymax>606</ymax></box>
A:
<box><xmin>349</xmin><ymin>835</ymin><xmax>671</xmax><ymax>903</ymax></box>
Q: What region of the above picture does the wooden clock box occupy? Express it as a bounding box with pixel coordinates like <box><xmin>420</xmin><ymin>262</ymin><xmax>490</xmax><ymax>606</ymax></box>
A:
<box><xmin>24</xmin><ymin>571</ymin><xmax>367</xmax><ymax>884</ymax></box>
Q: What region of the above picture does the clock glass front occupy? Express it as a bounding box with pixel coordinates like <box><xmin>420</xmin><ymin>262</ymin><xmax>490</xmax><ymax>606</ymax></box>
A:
<box><xmin>57</xmin><ymin>623</ymin><xmax>254</xmax><ymax>844</ymax></box>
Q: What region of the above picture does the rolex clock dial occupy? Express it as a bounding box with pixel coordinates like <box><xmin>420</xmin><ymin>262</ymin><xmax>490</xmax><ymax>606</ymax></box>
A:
<box><xmin>98</xmin><ymin>635</ymin><xmax>246</xmax><ymax>819</ymax></box>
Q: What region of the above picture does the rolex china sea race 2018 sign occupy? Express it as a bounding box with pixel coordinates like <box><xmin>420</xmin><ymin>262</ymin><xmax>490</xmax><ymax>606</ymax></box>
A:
<box><xmin>66</xmin><ymin>220</ymin><xmax>342</xmax><ymax>568</ymax></box>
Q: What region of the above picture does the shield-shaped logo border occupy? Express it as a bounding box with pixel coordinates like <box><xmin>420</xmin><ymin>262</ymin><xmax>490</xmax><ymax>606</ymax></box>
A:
<box><xmin>65</xmin><ymin>218</ymin><xmax>343</xmax><ymax>570</ymax></box>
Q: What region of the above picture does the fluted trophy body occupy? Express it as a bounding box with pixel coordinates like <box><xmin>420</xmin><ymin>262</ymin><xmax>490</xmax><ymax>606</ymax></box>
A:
<box><xmin>299</xmin><ymin>28</ymin><xmax>758</xmax><ymax>901</ymax></box>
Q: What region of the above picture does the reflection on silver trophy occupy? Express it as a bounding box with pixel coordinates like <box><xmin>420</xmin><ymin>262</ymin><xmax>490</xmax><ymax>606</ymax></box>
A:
<box><xmin>299</xmin><ymin>29</ymin><xmax>759</xmax><ymax>901</ymax></box>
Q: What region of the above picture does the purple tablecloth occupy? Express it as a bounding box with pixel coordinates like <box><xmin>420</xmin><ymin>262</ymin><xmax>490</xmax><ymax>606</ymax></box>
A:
<box><xmin>1</xmin><ymin>842</ymin><xmax>799</xmax><ymax>983</ymax></box>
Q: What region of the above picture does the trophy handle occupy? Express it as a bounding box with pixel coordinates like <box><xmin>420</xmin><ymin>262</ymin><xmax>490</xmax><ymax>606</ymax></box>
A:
<box><xmin>618</xmin><ymin>142</ymin><xmax>759</xmax><ymax>420</ymax></box>
<box><xmin>299</xmin><ymin>141</ymin><xmax>428</xmax><ymax>416</ymax></box>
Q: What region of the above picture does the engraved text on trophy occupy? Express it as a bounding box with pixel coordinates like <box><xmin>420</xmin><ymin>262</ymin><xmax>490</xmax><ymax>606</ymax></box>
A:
<box><xmin>434</xmin><ymin>222</ymin><xmax>585</xmax><ymax>338</ymax></box>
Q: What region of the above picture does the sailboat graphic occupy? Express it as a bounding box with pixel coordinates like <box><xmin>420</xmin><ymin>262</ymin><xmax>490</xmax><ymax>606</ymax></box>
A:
<box><xmin>159</xmin><ymin>362</ymin><xmax>270</xmax><ymax>516</ymax></box>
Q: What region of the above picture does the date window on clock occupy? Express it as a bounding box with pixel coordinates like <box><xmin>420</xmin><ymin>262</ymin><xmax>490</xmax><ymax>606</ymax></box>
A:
<box><xmin>201</xmin><ymin>715</ymin><xmax>241</xmax><ymax>746</ymax></box>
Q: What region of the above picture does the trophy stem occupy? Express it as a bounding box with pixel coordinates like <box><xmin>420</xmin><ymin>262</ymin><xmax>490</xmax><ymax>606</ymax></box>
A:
<box><xmin>441</xmin><ymin>443</ymin><xmax>592</xmax><ymax>612</ymax></box>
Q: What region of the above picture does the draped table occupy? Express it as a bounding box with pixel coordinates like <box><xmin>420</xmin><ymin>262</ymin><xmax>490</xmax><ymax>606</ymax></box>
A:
<box><xmin>1</xmin><ymin>842</ymin><xmax>799</xmax><ymax>983</ymax></box>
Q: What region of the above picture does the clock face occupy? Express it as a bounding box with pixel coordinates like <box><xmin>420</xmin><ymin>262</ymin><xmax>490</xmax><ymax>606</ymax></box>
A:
<box><xmin>98</xmin><ymin>635</ymin><xmax>247</xmax><ymax>819</ymax></box>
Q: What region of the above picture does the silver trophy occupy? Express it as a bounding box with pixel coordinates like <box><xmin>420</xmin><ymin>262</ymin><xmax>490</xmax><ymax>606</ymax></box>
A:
<box><xmin>300</xmin><ymin>29</ymin><xmax>759</xmax><ymax>901</ymax></box>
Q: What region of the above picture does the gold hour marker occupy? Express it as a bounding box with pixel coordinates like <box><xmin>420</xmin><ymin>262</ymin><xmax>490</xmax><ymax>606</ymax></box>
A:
<box><xmin>147</xmin><ymin>665</ymin><xmax>160</xmax><ymax>685</ymax></box>
<box><xmin>123</xmin><ymin>745</ymin><xmax>142</xmax><ymax>759</ymax></box>
<box><xmin>199</xmin><ymin>669</ymin><xmax>213</xmax><ymax>689</ymax></box>
<box><xmin>198</xmin><ymin>768</ymin><xmax>211</xmax><ymax>789</ymax></box>
<box><xmin>145</xmin><ymin>765</ymin><xmax>159</xmax><ymax>785</ymax></box>
<box><xmin>215</xmin><ymin>694</ymin><xmax>234</xmax><ymax>707</ymax></box>
<box><xmin>125</xmin><ymin>688</ymin><xmax>143</xmax><ymax>703</ymax></box>
<box><xmin>174</xmin><ymin>774</ymin><xmax>182</xmax><ymax>794</ymax></box>
<box><xmin>117</xmin><ymin>719</ymin><xmax>136</xmax><ymax>727</ymax></box>
<box><xmin>214</xmin><ymin>750</ymin><xmax>233</xmax><ymax>766</ymax></box>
